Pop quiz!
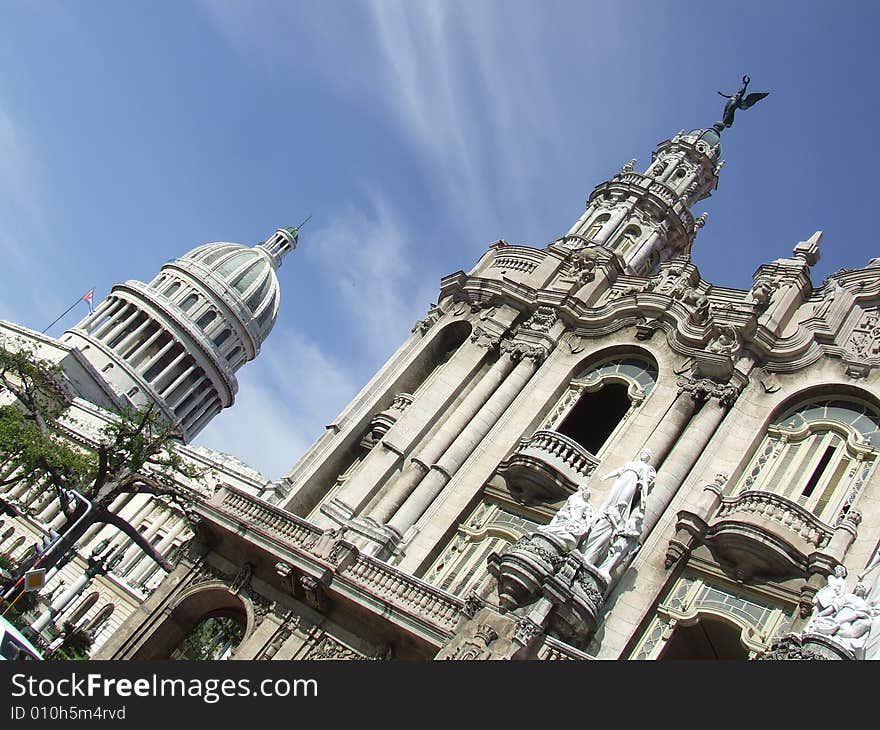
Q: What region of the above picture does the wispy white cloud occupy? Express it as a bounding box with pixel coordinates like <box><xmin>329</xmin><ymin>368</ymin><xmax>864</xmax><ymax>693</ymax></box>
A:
<box><xmin>197</xmin><ymin>0</ymin><xmax>597</xmax><ymax>241</ymax></box>
<box><xmin>306</xmin><ymin>194</ymin><xmax>434</xmax><ymax>362</ymax></box>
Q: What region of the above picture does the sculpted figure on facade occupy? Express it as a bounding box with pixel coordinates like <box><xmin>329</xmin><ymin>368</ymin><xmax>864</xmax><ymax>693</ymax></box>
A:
<box><xmin>806</xmin><ymin>565</ymin><xmax>848</xmax><ymax>631</ymax></box>
<box><xmin>596</xmin><ymin>504</ymin><xmax>644</xmax><ymax>582</ymax></box>
<box><xmin>537</xmin><ymin>483</ymin><xmax>595</xmax><ymax>553</ymax></box>
<box><xmin>579</xmin><ymin>449</ymin><xmax>654</xmax><ymax>570</ymax></box>
<box><xmin>806</xmin><ymin>577</ymin><xmax>880</xmax><ymax>659</ymax></box>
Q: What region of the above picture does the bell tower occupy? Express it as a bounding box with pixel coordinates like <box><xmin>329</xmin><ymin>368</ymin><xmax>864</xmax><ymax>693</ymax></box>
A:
<box><xmin>564</xmin><ymin>127</ymin><xmax>723</xmax><ymax>276</ymax></box>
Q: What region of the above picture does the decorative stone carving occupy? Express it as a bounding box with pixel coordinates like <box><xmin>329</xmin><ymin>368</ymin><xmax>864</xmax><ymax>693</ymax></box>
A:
<box><xmin>579</xmin><ymin>449</ymin><xmax>654</xmax><ymax>575</ymax></box>
<box><xmin>521</xmin><ymin>306</ymin><xmax>558</xmax><ymax>333</ymax></box>
<box><xmin>306</xmin><ymin>635</ymin><xmax>364</xmax><ymax>660</ymax></box>
<box><xmin>461</xmin><ymin>591</ymin><xmax>484</xmax><ymax>619</ymax></box>
<box><xmin>513</xmin><ymin>617</ymin><xmax>543</xmax><ymax>647</ymax></box>
<box><xmin>621</xmin><ymin>159</ymin><xmax>637</xmax><ymax>173</ymax></box>
<box><xmin>536</xmin><ymin>483</ymin><xmax>595</xmax><ymax>552</ymax></box>
<box><xmin>707</xmin><ymin>324</ymin><xmax>740</xmax><ymax>357</ymax></box>
<box><xmin>677</xmin><ymin>376</ymin><xmax>739</xmax><ymax>407</ymax></box>
<box><xmin>682</xmin><ymin>287</ymin><xmax>711</xmax><ymax>325</ymax></box>
<box><xmin>692</xmin><ymin>212</ymin><xmax>709</xmax><ymax>233</ymax></box>
<box><xmin>846</xmin><ymin>308</ymin><xmax>880</xmax><ymax>361</ymax></box>
<box><xmin>469</xmin><ymin>326</ymin><xmax>501</xmax><ymax>350</ymax></box>
<box><xmin>447</xmin><ymin>624</ymin><xmax>500</xmax><ymax>659</ymax></box>
<box><xmin>566</xmin><ymin>247</ymin><xmax>599</xmax><ymax>284</ymax></box>
<box><xmin>803</xmin><ymin>579</ymin><xmax>879</xmax><ymax>658</ymax></box>
<box><xmin>759</xmin><ymin>633</ymin><xmax>852</xmax><ymax>661</ymax></box>
<box><xmin>750</xmin><ymin>277</ymin><xmax>778</xmax><ymax>311</ymax></box>
<box><xmin>806</xmin><ymin>565</ymin><xmax>848</xmax><ymax>632</ymax></box>
<box><xmin>412</xmin><ymin>303</ymin><xmax>442</xmax><ymax>335</ymax></box>
<box><xmin>811</xmin><ymin>279</ymin><xmax>838</xmax><ymax>319</ymax></box>
<box><xmin>300</xmin><ymin>575</ymin><xmax>329</xmax><ymax>613</ymax></box>
<box><xmin>498</xmin><ymin>339</ymin><xmax>548</xmax><ymax>364</ymax></box>
<box><xmin>491</xmin><ymin>451</ymin><xmax>654</xmax><ymax>647</ymax></box>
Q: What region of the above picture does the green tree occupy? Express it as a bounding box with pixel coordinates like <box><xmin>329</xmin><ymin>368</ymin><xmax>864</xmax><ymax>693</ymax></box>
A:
<box><xmin>0</xmin><ymin>342</ymin><xmax>204</xmax><ymax>588</ymax></box>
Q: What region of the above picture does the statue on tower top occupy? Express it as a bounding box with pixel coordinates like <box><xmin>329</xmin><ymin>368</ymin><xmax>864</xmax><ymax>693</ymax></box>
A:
<box><xmin>715</xmin><ymin>75</ymin><xmax>769</xmax><ymax>131</ymax></box>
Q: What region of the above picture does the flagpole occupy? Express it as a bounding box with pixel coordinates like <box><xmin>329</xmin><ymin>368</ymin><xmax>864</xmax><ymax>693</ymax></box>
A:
<box><xmin>41</xmin><ymin>290</ymin><xmax>95</xmax><ymax>335</ymax></box>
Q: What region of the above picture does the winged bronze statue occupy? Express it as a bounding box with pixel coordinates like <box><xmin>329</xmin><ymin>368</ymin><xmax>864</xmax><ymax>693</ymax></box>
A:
<box><xmin>717</xmin><ymin>75</ymin><xmax>769</xmax><ymax>129</ymax></box>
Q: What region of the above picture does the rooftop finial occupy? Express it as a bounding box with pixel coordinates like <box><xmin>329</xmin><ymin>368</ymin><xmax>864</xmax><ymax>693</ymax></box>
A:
<box><xmin>714</xmin><ymin>74</ymin><xmax>769</xmax><ymax>133</ymax></box>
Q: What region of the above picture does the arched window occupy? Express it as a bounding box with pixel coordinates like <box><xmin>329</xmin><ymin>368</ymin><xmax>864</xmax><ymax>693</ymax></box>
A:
<box><xmin>164</xmin><ymin>281</ymin><xmax>181</xmax><ymax>298</ymax></box>
<box><xmin>584</xmin><ymin>213</ymin><xmax>611</xmax><ymax>241</ymax></box>
<box><xmin>180</xmin><ymin>294</ymin><xmax>199</xmax><ymax>312</ymax></box>
<box><xmin>630</xmin><ymin>573</ymin><xmax>791</xmax><ymax>660</ymax></box>
<box><xmin>541</xmin><ymin>356</ymin><xmax>658</xmax><ymax>458</ymax></box>
<box><xmin>196</xmin><ymin>310</ymin><xmax>217</xmax><ymax>329</ymax></box>
<box><xmin>66</xmin><ymin>592</ymin><xmax>100</xmax><ymax>627</ymax></box>
<box><xmin>612</xmin><ymin>225</ymin><xmax>641</xmax><ymax>258</ymax></box>
<box><xmin>738</xmin><ymin>398</ymin><xmax>880</xmax><ymax>522</ymax></box>
<box><xmin>213</xmin><ymin>329</ymin><xmax>231</xmax><ymax>347</ymax></box>
<box><xmin>226</xmin><ymin>346</ymin><xmax>242</xmax><ymax>366</ymax></box>
<box><xmin>84</xmin><ymin>604</ymin><xmax>114</xmax><ymax>635</ymax></box>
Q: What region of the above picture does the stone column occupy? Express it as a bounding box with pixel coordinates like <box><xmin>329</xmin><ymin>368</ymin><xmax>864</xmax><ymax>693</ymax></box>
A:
<box><xmin>640</xmin><ymin>389</ymin><xmax>700</xmax><ymax>467</ymax></box>
<box><xmin>594</xmin><ymin>207</ymin><xmax>630</xmax><ymax>245</ymax></box>
<box><xmin>116</xmin><ymin>317</ymin><xmax>153</xmax><ymax>358</ymax></box>
<box><xmin>627</xmin><ymin>230</ymin><xmax>662</xmax><ymax>275</ymax></box>
<box><xmin>127</xmin><ymin>325</ymin><xmax>163</xmax><ymax>367</ymax></box>
<box><xmin>367</xmin><ymin>353</ymin><xmax>517</xmax><ymax>524</ymax></box>
<box><xmin>128</xmin><ymin>519</ymin><xmax>186</xmax><ymax>585</ymax></box>
<box><xmin>387</xmin><ymin>347</ymin><xmax>543</xmax><ymax>535</ymax></box>
<box><xmin>313</xmin><ymin>340</ymin><xmax>493</xmax><ymax>523</ymax></box>
<box><xmin>643</xmin><ymin>385</ymin><xmax>733</xmax><ymax>537</ymax></box>
<box><xmin>101</xmin><ymin>304</ymin><xmax>139</xmax><ymax>345</ymax></box>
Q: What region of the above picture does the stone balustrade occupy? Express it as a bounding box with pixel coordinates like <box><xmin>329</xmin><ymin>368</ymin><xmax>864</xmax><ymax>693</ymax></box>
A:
<box><xmin>498</xmin><ymin>430</ymin><xmax>600</xmax><ymax>503</ymax></box>
<box><xmin>346</xmin><ymin>556</ymin><xmax>463</xmax><ymax>632</ymax></box>
<box><xmin>217</xmin><ymin>487</ymin><xmax>321</xmax><ymax>548</ymax></box>
<box><xmin>715</xmin><ymin>490</ymin><xmax>833</xmax><ymax>550</ymax></box>
<box><xmin>207</xmin><ymin>486</ymin><xmax>463</xmax><ymax>637</ymax></box>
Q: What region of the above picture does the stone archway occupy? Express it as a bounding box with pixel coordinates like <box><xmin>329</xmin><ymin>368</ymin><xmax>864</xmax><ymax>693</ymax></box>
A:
<box><xmin>130</xmin><ymin>582</ymin><xmax>252</xmax><ymax>660</ymax></box>
<box><xmin>658</xmin><ymin>615</ymin><xmax>749</xmax><ymax>660</ymax></box>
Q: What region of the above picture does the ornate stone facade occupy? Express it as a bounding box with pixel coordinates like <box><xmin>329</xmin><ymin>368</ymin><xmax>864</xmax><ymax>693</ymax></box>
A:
<box><xmin>5</xmin><ymin>108</ymin><xmax>880</xmax><ymax>663</ymax></box>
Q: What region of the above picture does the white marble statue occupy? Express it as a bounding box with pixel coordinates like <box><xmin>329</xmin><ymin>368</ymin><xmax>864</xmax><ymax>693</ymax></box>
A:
<box><xmin>596</xmin><ymin>505</ymin><xmax>644</xmax><ymax>582</ymax></box>
<box><xmin>580</xmin><ymin>449</ymin><xmax>654</xmax><ymax>569</ymax></box>
<box><xmin>806</xmin><ymin>565</ymin><xmax>848</xmax><ymax>631</ymax></box>
<box><xmin>538</xmin><ymin>482</ymin><xmax>595</xmax><ymax>552</ymax></box>
<box><xmin>807</xmin><ymin>579</ymin><xmax>879</xmax><ymax>658</ymax></box>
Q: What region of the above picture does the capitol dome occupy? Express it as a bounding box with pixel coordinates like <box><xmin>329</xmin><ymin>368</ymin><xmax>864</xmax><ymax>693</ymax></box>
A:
<box><xmin>62</xmin><ymin>226</ymin><xmax>298</xmax><ymax>441</ymax></box>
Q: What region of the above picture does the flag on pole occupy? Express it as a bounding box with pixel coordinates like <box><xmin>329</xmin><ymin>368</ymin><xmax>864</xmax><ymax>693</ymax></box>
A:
<box><xmin>82</xmin><ymin>288</ymin><xmax>95</xmax><ymax>314</ymax></box>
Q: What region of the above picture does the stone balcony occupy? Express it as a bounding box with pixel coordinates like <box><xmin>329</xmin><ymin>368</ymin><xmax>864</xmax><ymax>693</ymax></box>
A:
<box><xmin>496</xmin><ymin>429</ymin><xmax>601</xmax><ymax>504</ymax></box>
<box><xmin>667</xmin><ymin>483</ymin><xmax>859</xmax><ymax>582</ymax></box>
<box><xmin>202</xmin><ymin>486</ymin><xmax>464</xmax><ymax>644</ymax></box>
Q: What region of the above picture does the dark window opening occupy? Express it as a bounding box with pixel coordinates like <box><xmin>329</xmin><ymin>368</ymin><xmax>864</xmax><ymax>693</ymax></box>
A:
<box><xmin>557</xmin><ymin>382</ymin><xmax>631</xmax><ymax>455</ymax></box>
<box><xmin>659</xmin><ymin>617</ymin><xmax>748</xmax><ymax>660</ymax></box>
<box><xmin>802</xmin><ymin>445</ymin><xmax>837</xmax><ymax>499</ymax></box>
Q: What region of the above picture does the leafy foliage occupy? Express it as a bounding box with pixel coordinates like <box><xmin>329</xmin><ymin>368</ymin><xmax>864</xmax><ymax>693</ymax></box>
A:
<box><xmin>0</xmin><ymin>340</ymin><xmax>206</xmax><ymax>579</ymax></box>
<box><xmin>53</xmin><ymin>621</ymin><xmax>93</xmax><ymax>661</ymax></box>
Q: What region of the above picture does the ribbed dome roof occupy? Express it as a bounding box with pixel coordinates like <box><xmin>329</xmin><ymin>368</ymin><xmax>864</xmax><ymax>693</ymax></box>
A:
<box><xmin>173</xmin><ymin>241</ymin><xmax>281</xmax><ymax>345</ymax></box>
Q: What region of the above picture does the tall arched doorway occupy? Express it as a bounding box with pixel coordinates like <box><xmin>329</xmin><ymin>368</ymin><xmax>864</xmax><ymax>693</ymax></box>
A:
<box><xmin>658</xmin><ymin>616</ymin><xmax>749</xmax><ymax>660</ymax></box>
<box><xmin>130</xmin><ymin>584</ymin><xmax>251</xmax><ymax>660</ymax></box>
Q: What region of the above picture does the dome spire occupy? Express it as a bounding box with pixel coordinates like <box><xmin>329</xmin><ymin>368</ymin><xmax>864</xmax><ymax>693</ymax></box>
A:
<box><xmin>257</xmin><ymin>216</ymin><xmax>310</xmax><ymax>269</ymax></box>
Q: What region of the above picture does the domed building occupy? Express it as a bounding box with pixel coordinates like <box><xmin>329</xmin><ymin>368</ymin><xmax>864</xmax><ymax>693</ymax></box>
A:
<box><xmin>5</xmin><ymin>87</ymin><xmax>880</xmax><ymax>662</ymax></box>
<box><xmin>60</xmin><ymin>227</ymin><xmax>296</xmax><ymax>440</ymax></box>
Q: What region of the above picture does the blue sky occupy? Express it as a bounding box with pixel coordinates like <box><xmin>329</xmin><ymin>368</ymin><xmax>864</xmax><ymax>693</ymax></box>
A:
<box><xmin>1</xmin><ymin>1</ymin><xmax>878</xmax><ymax>479</ymax></box>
